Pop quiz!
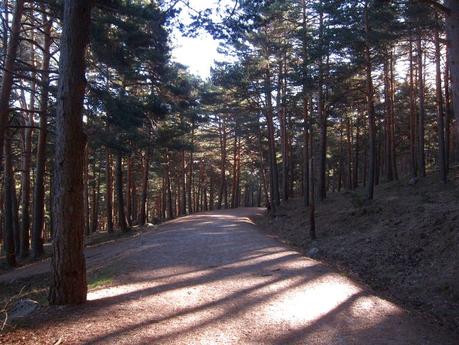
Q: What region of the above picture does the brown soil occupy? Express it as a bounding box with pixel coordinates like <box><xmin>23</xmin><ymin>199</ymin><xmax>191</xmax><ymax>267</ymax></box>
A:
<box><xmin>0</xmin><ymin>208</ymin><xmax>457</xmax><ymax>344</ymax></box>
<box><xmin>255</xmin><ymin>174</ymin><xmax>459</xmax><ymax>335</ymax></box>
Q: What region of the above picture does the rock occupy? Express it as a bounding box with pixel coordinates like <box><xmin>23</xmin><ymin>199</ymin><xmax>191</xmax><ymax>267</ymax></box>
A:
<box><xmin>307</xmin><ymin>247</ymin><xmax>320</xmax><ymax>258</ymax></box>
<box><xmin>8</xmin><ymin>299</ymin><xmax>39</xmax><ymax>320</ymax></box>
<box><xmin>408</xmin><ymin>177</ymin><xmax>419</xmax><ymax>185</ymax></box>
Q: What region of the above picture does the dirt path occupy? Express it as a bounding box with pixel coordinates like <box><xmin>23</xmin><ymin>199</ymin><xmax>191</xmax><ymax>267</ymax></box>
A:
<box><xmin>1</xmin><ymin>208</ymin><xmax>456</xmax><ymax>345</ymax></box>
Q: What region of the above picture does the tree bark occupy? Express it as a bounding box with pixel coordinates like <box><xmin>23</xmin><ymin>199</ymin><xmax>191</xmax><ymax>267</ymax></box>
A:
<box><xmin>409</xmin><ymin>36</ymin><xmax>418</xmax><ymax>178</ymax></box>
<box><xmin>445</xmin><ymin>1</ymin><xmax>459</xmax><ymax>161</ymax></box>
<box><xmin>435</xmin><ymin>23</ymin><xmax>447</xmax><ymax>183</ymax></box>
<box><xmin>318</xmin><ymin>8</ymin><xmax>327</xmax><ymax>201</ymax></box>
<box><xmin>106</xmin><ymin>151</ymin><xmax>114</xmax><ymax>233</ymax></box>
<box><xmin>0</xmin><ymin>0</ymin><xmax>25</xmax><ymax>162</ymax></box>
<box><xmin>364</xmin><ymin>2</ymin><xmax>376</xmax><ymax>200</ymax></box>
<box><xmin>445</xmin><ymin>51</ymin><xmax>452</xmax><ymax>170</ymax></box>
<box><xmin>138</xmin><ymin>152</ymin><xmax>149</xmax><ymax>225</ymax></box>
<box><xmin>217</xmin><ymin>118</ymin><xmax>227</xmax><ymax>209</ymax></box>
<box><xmin>115</xmin><ymin>153</ymin><xmax>128</xmax><ymax>232</ymax></box>
<box><xmin>417</xmin><ymin>34</ymin><xmax>426</xmax><ymax>177</ymax></box>
<box><xmin>31</xmin><ymin>10</ymin><xmax>52</xmax><ymax>258</ymax></box>
<box><xmin>264</xmin><ymin>62</ymin><xmax>280</xmax><ymax>211</ymax></box>
<box><xmin>3</xmin><ymin>134</ymin><xmax>16</xmax><ymax>267</ymax></box>
<box><xmin>49</xmin><ymin>0</ymin><xmax>91</xmax><ymax>305</ymax></box>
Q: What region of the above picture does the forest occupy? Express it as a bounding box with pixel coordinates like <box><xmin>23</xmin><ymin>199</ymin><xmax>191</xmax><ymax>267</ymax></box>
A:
<box><xmin>0</xmin><ymin>0</ymin><xmax>458</xmax><ymax>344</ymax></box>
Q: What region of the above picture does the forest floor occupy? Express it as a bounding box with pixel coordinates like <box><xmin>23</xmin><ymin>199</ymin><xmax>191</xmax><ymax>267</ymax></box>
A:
<box><xmin>255</xmin><ymin>172</ymin><xmax>459</xmax><ymax>336</ymax></box>
<box><xmin>0</xmin><ymin>208</ymin><xmax>457</xmax><ymax>344</ymax></box>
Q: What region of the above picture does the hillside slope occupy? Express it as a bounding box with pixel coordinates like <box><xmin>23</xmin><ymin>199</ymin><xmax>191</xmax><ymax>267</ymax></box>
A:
<box><xmin>256</xmin><ymin>174</ymin><xmax>459</xmax><ymax>333</ymax></box>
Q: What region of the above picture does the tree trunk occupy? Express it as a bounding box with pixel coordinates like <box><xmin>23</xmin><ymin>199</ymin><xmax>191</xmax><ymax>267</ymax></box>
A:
<box><xmin>31</xmin><ymin>10</ymin><xmax>52</xmax><ymax>258</ymax></box>
<box><xmin>383</xmin><ymin>55</ymin><xmax>394</xmax><ymax>181</ymax></box>
<box><xmin>166</xmin><ymin>153</ymin><xmax>174</xmax><ymax>219</ymax></box>
<box><xmin>417</xmin><ymin>34</ymin><xmax>426</xmax><ymax>177</ymax></box>
<box><xmin>3</xmin><ymin>134</ymin><xmax>16</xmax><ymax>267</ymax></box>
<box><xmin>115</xmin><ymin>153</ymin><xmax>128</xmax><ymax>232</ymax></box>
<box><xmin>106</xmin><ymin>151</ymin><xmax>114</xmax><ymax>232</ymax></box>
<box><xmin>138</xmin><ymin>152</ymin><xmax>149</xmax><ymax>225</ymax></box>
<box><xmin>346</xmin><ymin>117</ymin><xmax>353</xmax><ymax>190</ymax></box>
<box><xmin>83</xmin><ymin>145</ymin><xmax>90</xmax><ymax>236</ymax></box>
<box><xmin>364</xmin><ymin>3</ymin><xmax>376</xmax><ymax>200</ymax></box>
<box><xmin>318</xmin><ymin>9</ymin><xmax>327</xmax><ymax>201</ymax></box>
<box><xmin>445</xmin><ymin>0</ymin><xmax>459</xmax><ymax>161</ymax></box>
<box><xmin>409</xmin><ymin>36</ymin><xmax>417</xmax><ymax>178</ymax></box>
<box><xmin>264</xmin><ymin>62</ymin><xmax>280</xmax><ymax>211</ymax></box>
<box><xmin>90</xmin><ymin>162</ymin><xmax>100</xmax><ymax>233</ymax></box>
<box><xmin>180</xmin><ymin>150</ymin><xmax>186</xmax><ymax>215</ymax></box>
<box><xmin>126</xmin><ymin>156</ymin><xmax>132</xmax><ymax>226</ymax></box>
<box><xmin>435</xmin><ymin>23</ymin><xmax>447</xmax><ymax>183</ymax></box>
<box><xmin>353</xmin><ymin>116</ymin><xmax>360</xmax><ymax>188</ymax></box>
<box><xmin>49</xmin><ymin>0</ymin><xmax>91</xmax><ymax>305</ymax></box>
<box><xmin>279</xmin><ymin>58</ymin><xmax>289</xmax><ymax>202</ymax></box>
<box><xmin>218</xmin><ymin>118</ymin><xmax>227</xmax><ymax>209</ymax></box>
<box><xmin>0</xmin><ymin>0</ymin><xmax>25</xmax><ymax>162</ymax></box>
<box><xmin>445</xmin><ymin>51</ymin><xmax>452</xmax><ymax>170</ymax></box>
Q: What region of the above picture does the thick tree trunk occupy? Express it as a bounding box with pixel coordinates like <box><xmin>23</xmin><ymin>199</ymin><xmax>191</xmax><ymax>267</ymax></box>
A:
<box><xmin>0</xmin><ymin>0</ymin><xmax>25</xmax><ymax>162</ymax></box>
<box><xmin>445</xmin><ymin>0</ymin><xmax>459</xmax><ymax>161</ymax></box>
<box><xmin>49</xmin><ymin>0</ymin><xmax>91</xmax><ymax>305</ymax></box>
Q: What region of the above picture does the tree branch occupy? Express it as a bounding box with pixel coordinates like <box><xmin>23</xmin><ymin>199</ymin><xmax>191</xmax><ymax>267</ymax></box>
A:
<box><xmin>417</xmin><ymin>0</ymin><xmax>451</xmax><ymax>15</ymax></box>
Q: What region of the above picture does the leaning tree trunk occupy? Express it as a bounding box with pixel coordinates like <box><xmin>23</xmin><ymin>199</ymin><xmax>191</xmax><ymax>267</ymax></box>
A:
<box><xmin>49</xmin><ymin>0</ymin><xmax>91</xmax><ymax>306</ymax></box>
<box><xmin>0</xmin><ymin>0</ymin><xmax>24</xmax><ymax>162</ymax></box>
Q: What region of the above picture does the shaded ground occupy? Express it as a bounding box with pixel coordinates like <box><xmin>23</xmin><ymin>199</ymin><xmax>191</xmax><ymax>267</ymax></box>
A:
<box><xmin>0</xmin><ymin>208</ymin><xmax>457</xmax><ymax>344</ymax></box>
<box><xmin>256</xmin><ymin>173</ymin><xmax>459</xmax><ymax>334</ymax></box>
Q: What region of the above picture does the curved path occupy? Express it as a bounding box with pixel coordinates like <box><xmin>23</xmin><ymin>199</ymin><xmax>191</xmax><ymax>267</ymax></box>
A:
<box><xmin>1</xmin><ymin>208</ymin><xmax>456</xmax><ymax>344</ymax></box>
